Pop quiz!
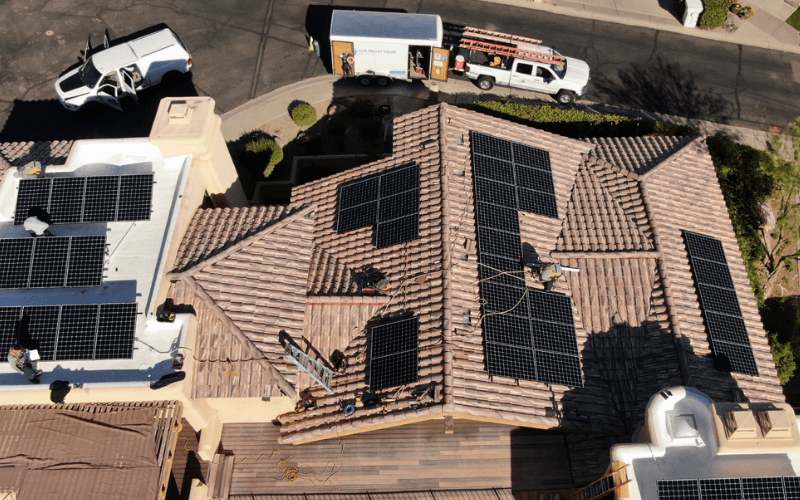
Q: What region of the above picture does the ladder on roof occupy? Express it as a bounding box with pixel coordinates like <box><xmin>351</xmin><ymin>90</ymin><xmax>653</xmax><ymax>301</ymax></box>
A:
<box><xmin>564</xmin><ymin>464</ymin><xmax>631</xmax><ymax>500</ymax></box>
<box><xmin>284</xmin><ymin>343</ymin><xmax>337</xmax><ymax>394</ymax></box>
<box><xmin>462</xmin><ymin>26</ymin><xmax>543</xmax><ymax>47</ymax></box>
<box><xmin>459</xmin><ymin>38</ymin><xmax>566</xmax><ymax>65</ymax></box>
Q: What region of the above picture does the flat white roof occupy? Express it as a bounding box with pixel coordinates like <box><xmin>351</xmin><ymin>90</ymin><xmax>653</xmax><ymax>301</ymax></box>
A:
<box><xmin>330</xmin><ymin>11</ymin><xmax>441</xmax><ymax>44</ymax></box>
<box><xmin>0</xmin><ymin>138</ymin><xmax>191</xmax><ymax>390</ymax></box>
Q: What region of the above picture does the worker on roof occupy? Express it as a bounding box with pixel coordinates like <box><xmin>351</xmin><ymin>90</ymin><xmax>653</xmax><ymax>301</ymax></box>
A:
<box><xmin>24</xmin><ymin>216</ymin><xmax>52</xmax><ymax>237</ymax></box>
<box><xmin>8</xmin><ymin>344</ymin><xmax>43</xmax><ymax>384</ymax></box>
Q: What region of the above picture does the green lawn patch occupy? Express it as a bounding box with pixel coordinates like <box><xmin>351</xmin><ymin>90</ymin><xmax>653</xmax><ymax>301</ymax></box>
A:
<box><xmin>787</xmin><ymin>7</ymin><xmax>800</xmax><ymax>31</ymax></box>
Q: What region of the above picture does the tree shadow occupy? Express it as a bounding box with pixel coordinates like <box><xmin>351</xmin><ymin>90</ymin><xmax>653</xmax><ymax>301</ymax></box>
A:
<box><xmin>0</xmin><ymin>72</ymin><xmax>198</xmax><ymax>142</ymax></box>
<box><xmin>591</xmin><ymin>56</ymin><xmax>732</xmax><ymax>122</ymax></box>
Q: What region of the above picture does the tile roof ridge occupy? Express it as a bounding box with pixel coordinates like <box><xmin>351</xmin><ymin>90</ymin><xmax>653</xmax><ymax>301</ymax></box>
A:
<box><xmin>169</xmin><ymin>205</ymin><xmax>316</xmax><ymax>280</ymax></box>
<box><xmin>638</xmin><ymin>135</ymin><xmax>706</xmax><ymax>181</ymax></box>
<box><xmin>637</xmin><ymin>179</ymin><xmax>693</xmax><ymax>387</ymax></box>
<box><xmin>551</xmin><ymin>250</ymin><xmax>660</xmax><ymax>259</ymax></box>
<box><xmin>437</xmin><ymin>103</ymin><xmax>455</xmax><ymax>405</ymax></box>
<box><xmin>583</xmin><ymin>153</ymin><xmax>640</xmax><ymax>181</ymax></box>
<box><xmin>176</xmin><ymin>275</ymin><xmax>297</xmax><ymax>398</ymax></box>
<box><xmin>305</xmin><ymin>295</ymin><xmax>390</xmax><ymax>305</ymax></box>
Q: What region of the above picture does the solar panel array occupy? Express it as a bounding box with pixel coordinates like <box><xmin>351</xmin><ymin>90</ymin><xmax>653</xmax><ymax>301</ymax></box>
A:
<box><xmin>0</xmin><ymin>303</ymin><xmax>137</xmax><ymax>361</ymax></box>
<box><xmin>658</xmin><ymin>477</ymin><xmax>800</xmax><ymax>500</ymax></box>
<box><xmin>471</xmin><ymin>131</ymin><xmax>582</xmax><ymax>387</ymax></box>
<box><xmin>0</xmin><ymin>236</ymin><xmax>105</xmax><ymax>289</ymax></box>
<box><xmin>683</xmin><ymin>231</ymin><xmax>759</xmax><ymax>376</ymax></box>
<box><xmin>14</xmin><ymin>174</ymin><xmax>154</xmax><ymax>225</ymax></box>
<box><xmin>337</xmin><ymin>163</ymin><xmax>420</xmax><ymax>248</ymax></box>
<box><xmin>369</xmin><ymin>316</ymin><xmax>419</xmax><ymax>391</ymax></box>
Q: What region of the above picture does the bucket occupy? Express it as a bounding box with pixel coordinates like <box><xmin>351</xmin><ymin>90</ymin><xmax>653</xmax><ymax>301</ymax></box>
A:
<box><xmin>454</xmin><ymin>54</ymin><xmax>465</xmax><ymax>70</ymax></box>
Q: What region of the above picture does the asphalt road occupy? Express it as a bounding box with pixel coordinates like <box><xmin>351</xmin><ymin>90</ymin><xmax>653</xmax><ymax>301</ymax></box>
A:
<box><xmin>0</xmin><ymin>0</ymin><xmax>798</xmax><ymax>142</ymax></box>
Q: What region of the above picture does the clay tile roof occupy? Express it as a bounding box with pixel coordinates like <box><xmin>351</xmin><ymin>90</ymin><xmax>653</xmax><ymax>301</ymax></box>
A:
<box><xmin>583</xmin><ymin>136</ymin><xmax>694</xmax><ymax>176</ymax></box>
<box><xmin>0</xmin><ymin>401</ymin><xmax>181</xmax><ymax>500</ymax></box>
<box><xmin>0</xmin><ymin>140</ymin><xmax>72</xmax><ymax>171</ymax></box>
<box><xmin>169</xmin><ymin>103</ymin><xmax>782</xmax><ymax>444</ymax></box>
<box><xmin>168</xmin><ymin>205</ymin><xmax>316</xmax><ymax>398</ymax></box>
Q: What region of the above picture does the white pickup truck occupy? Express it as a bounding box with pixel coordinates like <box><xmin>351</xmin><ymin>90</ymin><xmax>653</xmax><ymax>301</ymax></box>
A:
<box><xmin>459</xmin><ymin>34</ymin><xmax>590</xmax><ymax>104</ymax></box>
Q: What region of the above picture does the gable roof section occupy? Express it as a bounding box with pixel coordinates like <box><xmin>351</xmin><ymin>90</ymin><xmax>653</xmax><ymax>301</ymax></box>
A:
<box><xmin>583</xmin><ymin>136</ymin><xmax>694</xmax><ymax>176</ymax></box>
<box><xmin>641</xmin><ymin>138</ymin><xmax>784</xmax><ymax>403</ymax></box>
<box><xmin>168</xmin><ymin>205</ymin><xmax>315</xmax><ymax>398</ymax></box>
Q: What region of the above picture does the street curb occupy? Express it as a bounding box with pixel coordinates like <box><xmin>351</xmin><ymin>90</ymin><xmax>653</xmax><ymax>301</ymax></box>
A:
<box><xmin>477</xmin><ymin>0</ymin><xmax>800</xmax><ymax>54</ymax></box>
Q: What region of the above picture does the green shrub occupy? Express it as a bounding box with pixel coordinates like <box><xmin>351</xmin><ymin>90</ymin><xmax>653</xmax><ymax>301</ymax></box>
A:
<box><xmin>291</xmin><ymin>104</ymin><xmax>317</xmax><ymax>126</ymax></box>
<box><xmin>769</xmin><ymin>333</ymin><xmax>797</xmax><ymax>384</ymax></box>
<box><xmin>359</xmin><ymin>118</ymin><xmax>381</xmax><ymax>141</ymax></box>
<box><xmin>327</xmin><ymin>113</ymin><xmax>348</xmax><ymax>136</ymax></box>
<box><xmin>472</xmin><ymin>100</ymin><xmax>632</xmax><ymax>123</ymax></box>
<box><xmin>699</xmin><ymin>0</ymin><xmax>729</xmax><ymax>29</ymax></box>
<box><xmin>351</xmin><ymin>97</ymin><xmax>374</xmax><ymax>118</ymax></box>
<box><xmin>245</xmin><ymin>138</ymin><xmax>284</xmax><ymax>177</ymax></box>
<box><xmin>653</xmin><ymin>121</ymin><xmax>698</xmax><ymax>136</ymax></box>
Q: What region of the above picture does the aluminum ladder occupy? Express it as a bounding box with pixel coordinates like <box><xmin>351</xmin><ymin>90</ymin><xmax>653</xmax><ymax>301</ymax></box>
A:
<box><xmin>565</xmin><ymin>464</ymin><xmax>631</xmax><ymax>500</ymax></box>
<box><xmin>284</xmin><ymin>343</ymin><xmax>337</xmax><ymax>394</ymax></box>
<box><xmin>462</xmin><ymin>26</ymin><xmax>543</xmax><ymax>46</ymax></box>
<box><xmin>459</xmin><ymin>38</ymin><xmax>567</xmax><ymax>65</ymax></box>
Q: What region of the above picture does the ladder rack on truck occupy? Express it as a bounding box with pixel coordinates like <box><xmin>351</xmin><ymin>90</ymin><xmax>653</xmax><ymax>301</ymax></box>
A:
<box><xmin>461</xmin><ymin>26</ymin><xmax>543</xmax><ymax>47</ymax></box>
<box><xmin>459</xmin><ymin>38</ymin><xmax>566</xmax><ymax>66</ymax></box>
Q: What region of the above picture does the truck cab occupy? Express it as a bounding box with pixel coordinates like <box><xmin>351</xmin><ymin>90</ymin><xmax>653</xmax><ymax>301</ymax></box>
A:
<box><xmin>55</xmin><ymin>27</ymin><xmax>192</xmax><ymax>111</ymax></box>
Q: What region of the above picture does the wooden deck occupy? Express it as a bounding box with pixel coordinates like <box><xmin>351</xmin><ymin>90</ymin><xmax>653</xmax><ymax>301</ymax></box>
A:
<box><xmin>167</xmin><ymin>418</ymin><xmax>209</xmax><ymax>500</ymax></box>
<box><xmin>220</xmin><ymin>419</ymin><xmax>576</xmax><ymax>496</ymax></box>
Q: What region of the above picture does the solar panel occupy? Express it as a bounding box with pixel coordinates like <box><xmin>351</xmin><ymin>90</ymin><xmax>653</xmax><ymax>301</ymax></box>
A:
<box><xmin>29</xmin><ymin>237</ymin><xmax>70</xmax><ymax>288</ymax></box>
<box><xmin>66</xmin><ymin>236</ymin><xmax>106</xmax><ymax>288</ymax></box>
<box><xmin>337</xmin><ymin>164</ymin><xmax>421</xmax><ymax>247</ymax></box>
<box><xmin>14</xmin><ymin>174</ymin><xmax>154</xmax><ymax>225</ymax></box>
<box><xmin>2</xmin><ymin>303</ymin><xmax>136</xmax><ymax>361</ymax></box>
<box><xmin>55</xmin><ymin>304</ymin><xmax>99</xmax><ymax>360</ymax></box>
<box><xmin>684</xmin><ymin>231</ymin><xmax>758</xmax><ymax>376</ymax></box>
<box><xmin>471</xmin><ymin>131</ymin><xmax>581</xmax><ymax>386</ymax></box>
<box><xmin>741</xmin><ymin>477</ymin><xmax>785</xmax><ymax>500</ymax></box>
<box><xmin>14</xmin><ymin>178</ymin><xmax>52</xmax><ymax>226</ymax></box>
<box><xmin>0</xmin><ymin>307</ymin><xmax>22</xmax><ymax>355</ymax></box>
<box><xmin>369</xmin><ymin>317</ymin><xmax>419</xmax><ymax>391</ymax></box>
<box><xmin>84</xmin><ymin>176</ymin><xmax>120</xmax><ymax>222</ymax></box>
<box><xmin>700</xmin><ymin>478</ymin><xmax>743</xmax><ymax>500</ymax></box>
<box><xmin>95</xmin><ymin>303</ymin><xmax>137</xmax><ymax>360</ymax></box>
<box><xmin>658</xmin><ymin>480</ymin><xmax>700</xmax><ymax>500</ymax></box>
<box><xmin>0</xmin><ymin>239</ymin><xmax>34</xmax><ymax>289</ymax></box>
<box><xmin>784</xmin><ymin>477</ymin><xmax>800</xmax><ymax>500</ymax></box>
<box><xmin>117</xmin><ymin>174</ymin><xmax>154</xmax><ymax>221</ymax></box>
<box><xmin>50</xmin><ymin>177</ymin><xmax>86</xmax><ymax>224</ymax></box>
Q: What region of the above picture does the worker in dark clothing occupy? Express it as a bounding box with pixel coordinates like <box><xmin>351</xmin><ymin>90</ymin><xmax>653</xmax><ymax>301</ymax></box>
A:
<box><xmin>8</xmin><ymin>345</ymin><xmax>43</xmax><ymax>383</ymax></box>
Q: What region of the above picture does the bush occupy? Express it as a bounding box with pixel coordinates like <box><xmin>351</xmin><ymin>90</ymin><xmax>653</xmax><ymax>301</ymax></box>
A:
<box><xmin>351</xmin><ymin>97</ymin><xmax>375</xmax><ymax>118</ymax></box>
<box><xmin>245</xmin><ymin>138</ymin><xmax>284</xmax><ymax>177</ymax></box>
<box><xmin>291</xmin><ymin>103</ymin><xmax>317</xmax><ymax>126</ymax></box>
<box><xmin>653</xmin><ymin>121</ymin><xmax>698</xmax><ymax>136</ymax></box>
<box><xmin>699</xmin><ymin>0</ymin><xmax>729</xmax><ymax>28</ymax></box>
<box><xmin>472</xmin><ymin>100</ymin><xmax>632</xmax><ymax>123</ymax></box>
<box><xmin>359</xmin><ymin>118</ymin><xmax>381</xmax><ymax>141</ymax></box>
<box><xmin>769</xmin><ymin>333</ymin><xmax>797</xmax><ymax>384</ymax></box>
<box><xmin>706</xmin><ymin>133</ymin><xmax>774</xmax><ymax>306</ymax></box>
<box><xmin>327</xmin><ymin>113</ymin><xmax>348</xmax><ymax>137</ymax></box>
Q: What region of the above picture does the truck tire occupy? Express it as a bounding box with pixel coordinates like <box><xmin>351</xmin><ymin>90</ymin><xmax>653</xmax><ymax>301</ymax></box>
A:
<box><xmin>358</xmin><ymin>76</ymin><xmax>372</xmax><ymax>87</ymax></box>
<box><xmin>556</xmin><ymin>90</ymin><xmax>575</xmax><ymax>105</ymax></box>
<box><xmin>477</xmin><ymin>76</ymin><xmax>494</xmax><ymax>91</ymax></box>
<box><xmin>376</xmin><ymin>76</ymin><xmax>391</xmax><ymax>87</ymax></box>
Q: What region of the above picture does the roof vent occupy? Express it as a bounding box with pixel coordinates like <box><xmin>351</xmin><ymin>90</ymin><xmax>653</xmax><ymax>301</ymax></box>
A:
<box><xmin>670</xmin><ymin>414</ymin><xmax>699</xmax><ymax>438</ymax></box>
<box><xmin>167</xmin><ymin>100</ymin><xmax>192</xmax><ymax>124</ymax></box>
<box><xmin>724</xmin><ymin>410</ymin><xmax>758</xmax><ymax>440</ymax></box>
<box><xmin>757</xmin><ymin>409</ymin><xmax>793</xmax><ymax>438</ymax></box>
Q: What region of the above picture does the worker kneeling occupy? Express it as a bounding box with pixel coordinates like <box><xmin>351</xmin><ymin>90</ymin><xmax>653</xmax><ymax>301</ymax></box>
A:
<box><xmin>8</xmin><ymin>345</ymin><xmax>43</xmax><ymax>383</ymax></box>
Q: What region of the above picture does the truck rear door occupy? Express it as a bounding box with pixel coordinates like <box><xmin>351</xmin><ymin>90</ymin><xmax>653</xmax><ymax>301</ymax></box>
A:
<box><xmin>430</xmin><ymin>47</ymin><xmax>449</xmax><ymax>82</ymax></box>
<box><xmin>332</xmin><ymin>41</ymin><xmax>354</xmax><ymax>75</ymax></box>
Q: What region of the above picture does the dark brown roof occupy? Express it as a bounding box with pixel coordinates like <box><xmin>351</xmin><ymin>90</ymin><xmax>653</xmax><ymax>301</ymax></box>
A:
<box><xmin>0</xmin><ymin>140</ymin><xmax>72</xmax><ymax>172</ymax></box>
<box><xmin>168</xmin><ymin>103</ymin><xmax>783</xmax><ymax>445</ymax></box>
<box><xmin>0</xmin><ymin>401</ymin><xmax>181</xmax><ymax>500</ymax></box>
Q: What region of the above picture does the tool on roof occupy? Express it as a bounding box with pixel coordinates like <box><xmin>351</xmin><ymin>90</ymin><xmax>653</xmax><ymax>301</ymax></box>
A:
<box><xmin>525</xmin><ymin>262</ymin><xmax>580</xmax><ymax>291</ymax></box>
<box><xmin>284</xmin><ymin>343</ymin><xmax>337</xmax><ymax>394</ymax></box>
<box><xmin>461</xmin><ymin>26</ymin><xmax>543</xmax><ymax>47</ymax></box>
<box><xmin>459</xmin><ymin>38</ymin><xmax>566</xmax><ymax>66</ymax></box>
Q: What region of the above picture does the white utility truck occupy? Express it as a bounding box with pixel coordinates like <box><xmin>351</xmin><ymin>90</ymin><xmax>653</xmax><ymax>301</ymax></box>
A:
<box><xmin>458</xmin><ymin>27</ymin><xmax>590</xmax><ymax>104</ymax></box>
<box><xmin>55</xmin><ymin>26</ymin><xmax>192</xmax><ymax>111</ymax></box>
<box><xmin>328</xmin><ymin>10</ymin><xmax>450</xmax><ymax>86</ymax></box>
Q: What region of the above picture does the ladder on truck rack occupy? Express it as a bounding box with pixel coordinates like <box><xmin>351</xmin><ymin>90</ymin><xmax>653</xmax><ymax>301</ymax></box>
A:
<box><xmin>462</xmin><ymin>26</ymin><xmax>543</xmax><ymax>47</ymax></box>
<box><xmin>460</xmin><ymin>38</ymin><xmax>566</xmax><ymax>66</ymax></box>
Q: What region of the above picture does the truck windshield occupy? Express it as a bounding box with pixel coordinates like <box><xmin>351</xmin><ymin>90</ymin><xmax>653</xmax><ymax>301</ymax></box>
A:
<box><xmin>80</xmin><ymin>60</ymin><xmax>102</xmax><ymax>87</ymax></box>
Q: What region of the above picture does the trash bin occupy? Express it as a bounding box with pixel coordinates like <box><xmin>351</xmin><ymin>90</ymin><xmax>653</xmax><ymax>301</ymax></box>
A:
<box><xmin>454</xmin><ymin>54</ymin><xmax>465</xmax><ymax>71</ymax></box>
<box><xmin>683</xmin><ymin>0</ymin><xmax>703</xmax><ymax>27</ymax></box>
